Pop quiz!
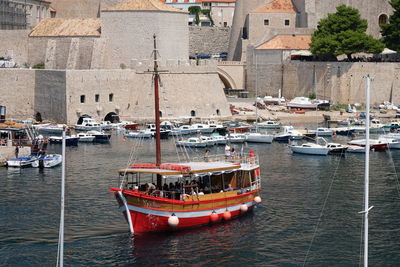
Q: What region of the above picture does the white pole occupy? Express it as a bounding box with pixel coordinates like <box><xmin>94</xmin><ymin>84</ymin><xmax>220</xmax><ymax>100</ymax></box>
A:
<box><xmin>255</xmin><ymin>53</ymin><xmax>258</xmax><ymax>128</ymax></box>
<box><xmin>364</xmin><ymin>75</ymin><xmax>370</xmax><ymax>267</ymax></box>
<box><xmin>58</xmin><ymin>128</ymin><xmax>66</xmax><ymax>267</ymax></box>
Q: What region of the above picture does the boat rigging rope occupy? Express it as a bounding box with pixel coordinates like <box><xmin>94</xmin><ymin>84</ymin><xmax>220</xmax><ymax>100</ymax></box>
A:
<box><xmin>385</xmin><ymin>144</ymin><xmax>400</xmax><ymax>199</ymax></box>
<box><xmin>302</xmin><ymin>154</ymin><xmax>345</xmax><ymax>266</ymax></box>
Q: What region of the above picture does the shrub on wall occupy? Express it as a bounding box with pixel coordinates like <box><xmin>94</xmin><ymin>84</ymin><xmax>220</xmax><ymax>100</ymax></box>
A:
<box><xmin>32</xmin><ymin>62</ymin><xmax>45</xmax><ymax>69</ymax></box>
<box><xmin>120</xmin><ymin>63</ymin><xmax>126</xmax><ymax>69</ymax></box>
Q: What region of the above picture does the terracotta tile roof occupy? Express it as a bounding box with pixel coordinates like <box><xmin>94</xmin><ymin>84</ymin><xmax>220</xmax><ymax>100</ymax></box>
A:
<box><xmin>252</xmin><ymin>0</ymin><xmax>296</xmax><ymax>14</ymax></box>
<box><xmin>29</xmin><ymin>18</ymin><xmax>101</xmax><ymax>37</ymax></box>
<box><xmin>256</xmin><ymin>35</ymin><xmax>311</xmax><ymax>50</ymax></box>
<box><xmin>159</xmin><ymin>0</ymin><xmax>203</xmax><ymax>3</ymax></box>
<box><xmin>103</xmin><ymin>0</ymin><xmax>187</xmax><ymax>13</ymax></box>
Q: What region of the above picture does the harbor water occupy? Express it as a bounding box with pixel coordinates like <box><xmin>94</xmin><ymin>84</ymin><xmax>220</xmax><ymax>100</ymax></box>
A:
<box><xmin>1</xmin><ymin>133</ymin><xmax>400</xmax><ymax>266</ymax></box>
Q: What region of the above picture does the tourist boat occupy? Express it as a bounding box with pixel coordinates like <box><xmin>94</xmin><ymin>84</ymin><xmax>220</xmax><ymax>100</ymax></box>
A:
<box><xmin>307</xmin><ymin>127</ymin><xmax>333</xmax><ymax>137</ymax></box>
<box><xmin>7</xmin><ymin>155</ymin><xmax>38</xmax><ymax>167</ymax></box>
<box><xmin>348</xmin><ymin>139</ymin><xmax>388</xmax><ymax>151</ymax></box>
<box><xmin>289</xmin><ymin>137</ymin><xmax>330</xmax><ymax>155</ymax></box>
<box><xmin>86</xmin><ymin>130</ymin><xmax>111</xmax><ymax>142</ymax></box>
<box><xmin>124</xmin><ymin>130</ymin><xmax>153</xmax><ymax>138</ymax></box>
<box><xmin>75</xmin><ymin>132</ymin><xmax>95</xmax><ymax>142</ymax></box>
<box><xmin>32</xmin><ymin>154</ymin><xmax>62</xmax><ymax>168</ymax></box>
<box><xmin>110</xmin><ymin>36</ymin><xmax>262</xmax><ymax>233</ymax></box>
<box><xmin>176</xmin><ymin>137</ymin><xmax>208</xmax><ymax>148</ymax></box>
<box><xmin>49</xmin><ymin>136</ymin><xmax>79</xmax><ymax>146</ymax></box>
<box><xmin>75</xmin><ymin>118</ymin><xmax>102</xmax><ymax>131</ymax></box>
<box><xmin>286</xmin><ymin>97</ymin><xmax>330</xmax><ymax>110</ymax></box>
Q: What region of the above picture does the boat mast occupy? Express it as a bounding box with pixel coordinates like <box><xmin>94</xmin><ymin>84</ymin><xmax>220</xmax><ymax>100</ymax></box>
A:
<box><xmin>363</xmin><ymin>75</ymin><xmax>372</xmax><ymax>266</ymax></box>
<box><xmin>57</xmin><ymin>127</ymin><xmax>66</xmax><ymax>267</ymax></box>
<box><xmin>153</xmin><ymin>34</ymin><xmax>161</xmax><ymax>167</ymax></box>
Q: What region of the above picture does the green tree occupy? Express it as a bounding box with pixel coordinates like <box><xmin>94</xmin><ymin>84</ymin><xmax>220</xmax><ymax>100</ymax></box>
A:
<box><xmin>310</xmin><ymin>5</ymin><xmax>384</xmax><ymax>60</ymax></box>
<box><xmin>381</xmin><ymin>0</ymin><xmax>400</xmax><ymax>51</ymax></box>
<box><xmin>201</xmin><ymin>9</ymin><xmax>214</xmax><ymax>26</ymax></box>
<box><xmin>188</xmin><ymin>6</ymin><xmax>201</xmax><ymax>25</ymax></box>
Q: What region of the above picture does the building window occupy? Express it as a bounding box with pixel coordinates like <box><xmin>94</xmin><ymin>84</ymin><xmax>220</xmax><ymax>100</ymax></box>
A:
<box><xmin>379</xmin><ymin>14</ymin><xmax>388</xmax><ymax>25</ymax></box>
<box><xmin>95</xmin><ymin>94</ymin><xmax>100</xmax><ymax>102</ymax></box>
<box><xmin>109</xmin><ymin>93</ymin><xmax>114</xmax><ymax>102</ymax></box>
<box><xmin>160</xmin><ymin>111</ymin><xmax>163</xmax><ymax>118</ymax></box>
<box><xmin>80</xmin><ymin>95</ymin><xmax>85</xmax><ymax>103</ymax></box>
<box><xmin>216</xmin><ymin>109</ymin><xmax>220</xmax><ymax>116</ymax></box>
<box><xmin>191</xmin><ymin>110</ymin><xmax>196</xmax><ymax>117</ymax></box>
<box><xmin>264</xmin><ymin>19</ymin><xmax>269</xmax><ymax>26</ymax></box>
<box><xmin>285</xmin><ymin>19</ymin><xmax>290</xmax><ymax>26</ymax></box>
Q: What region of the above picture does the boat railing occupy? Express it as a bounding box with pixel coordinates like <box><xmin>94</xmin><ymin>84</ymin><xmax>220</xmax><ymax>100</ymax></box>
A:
<box><xmin>191</xmin><ymin>153</ymin><xmax>259</xmax><ymax>167</ymax></box>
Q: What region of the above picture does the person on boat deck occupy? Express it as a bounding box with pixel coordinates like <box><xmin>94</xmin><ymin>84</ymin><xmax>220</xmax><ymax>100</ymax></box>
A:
<box><xmin>204</xmin><ymin>184</ymin><xmax>211</xmax><ymax>194</ymax></box>
<box><xmin>225</xmin><ymin>184</ymin><xmax>234</xmax><ymax>191</ymax></box>
<box><xmin>146</xmin><ymin>183</ymin><xmax>156</xmax><ymax>194</ymax></box>
<box><xmin>231</xmin><ymin>148</ymin><xmax>237</xmax><ymax>159</ymax></box>
<box><xmin>225</xmin><ymin>144</ymin><xmax>231</xmax><ymax>158</ymax></box>
<box><xmin>204</xmin><ymin>149</ymin><xmax>210</xmax><ymax>162</ymax></box>
<box><xmin>163</xmin><ymin>183</ymin><xmax>169</xmax><ymax>191</ymax></box>
<box><xmin>15</xmin><ymin>146</ymin><xmax>19</xmax><ymax>158</ymax></box>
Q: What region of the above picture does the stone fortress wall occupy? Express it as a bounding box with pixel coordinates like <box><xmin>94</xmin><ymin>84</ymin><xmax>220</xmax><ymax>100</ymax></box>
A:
<box><xmin>0</xmin><ymin>65</ymin><xmax>231</xmax><ymax>124</ymax></box>
<box><xmin>189</xmin><ymin>27</ymin><xmax>230</xmax><ymax>56</ymax></box>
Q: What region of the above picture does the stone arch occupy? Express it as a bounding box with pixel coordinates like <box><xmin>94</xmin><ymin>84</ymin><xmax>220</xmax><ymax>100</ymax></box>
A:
<box><xmin>217</xmin><ymin>68</ymin><xmax>237</xmax><ymax>89</ymax></box>
<box><xmin>104</xmin><ymin>112</ymin><xmax>120</xmax><ymax>123</ymax></box>
<box><xmin>379</xmin><ymin>14</ymin><xmax>388</xmax><ymax>25</ymax></box>
<box><xmin>77</xmin><ymin>114</ymin><xmax>91</xmax><ymax>125</ymax></box>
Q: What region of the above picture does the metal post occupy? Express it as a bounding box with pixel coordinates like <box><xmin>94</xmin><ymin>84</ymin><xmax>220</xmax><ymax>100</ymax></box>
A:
<box><xmin>58</xmin><ymin>127</ymin><xmax>66</xmax><ymax>267</ymax></box>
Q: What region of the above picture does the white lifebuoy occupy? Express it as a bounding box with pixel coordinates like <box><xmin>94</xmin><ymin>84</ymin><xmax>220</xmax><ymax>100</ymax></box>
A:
<box><xmin>240</xmin><ymin>204</ymin><xmax>248</xmax><ymax>213</ymax></box>
<box><xmin>254</xmin><ymin>196</ymin><xmax>262</xmax><ymax>203</ymax></box>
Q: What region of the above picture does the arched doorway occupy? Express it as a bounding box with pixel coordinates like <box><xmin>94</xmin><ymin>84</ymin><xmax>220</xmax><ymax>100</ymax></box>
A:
<box><xmin>104</xmin><ymin>112</ymin><xmax>120</xmax><ymax>123</ymax></box>
<box><xmin>77</xmin><ymin>114</ymin><xmax>91</xmax><ymax>125</ymax></box>
<box><xmin>191</xmin><ymin>110</ymin><xmax>196</xmax><ymax>117</ymax></box>
<box><xmin>35</xmin><ymin>112</ymin><xmax>42</xmax><ymax>122</ymax></box>
<box><xmin>379</xmin><ymin>14</ymin><xmax>388</xmax><ymax>25</ymax></box>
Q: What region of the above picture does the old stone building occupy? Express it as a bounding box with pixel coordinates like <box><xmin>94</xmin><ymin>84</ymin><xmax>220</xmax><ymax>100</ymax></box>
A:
<box><xmin>228</xmin><ymin>0</ymin><xmax>393</xmax><ymax>62</ymax></box>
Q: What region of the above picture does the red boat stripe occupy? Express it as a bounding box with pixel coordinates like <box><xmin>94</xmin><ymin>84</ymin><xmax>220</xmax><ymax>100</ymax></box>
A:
<box><xmin>120</xmin><ymin>201</ymin><xmax>255</xmax><ymax>218</ymax></box>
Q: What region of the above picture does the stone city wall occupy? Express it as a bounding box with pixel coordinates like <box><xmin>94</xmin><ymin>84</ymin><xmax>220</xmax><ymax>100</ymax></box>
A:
<box><xmin>0</xmin><ymin>30</ymin><xmax>30</xmax><ymax>65</ymax></box>
<box><xmin>189</xmin><ymin>27</ymin><xmax>230</xmax><ymax>56</ymax></box>
<box><xmin>250</xmin><ymin>61</ymin><xmax>400</xmax><ymax>105</ymax></box>
<box><xmin>0</xmin><ymin>69</ymin><xmax>35</xmax><ymax>120</ymax></box>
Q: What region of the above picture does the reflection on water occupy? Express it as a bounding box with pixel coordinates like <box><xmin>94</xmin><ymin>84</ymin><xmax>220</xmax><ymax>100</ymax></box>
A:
<box><xmin>1</xmin><ymin>133</ymin><xmax>400</xmax><ymax>265</ymax></box>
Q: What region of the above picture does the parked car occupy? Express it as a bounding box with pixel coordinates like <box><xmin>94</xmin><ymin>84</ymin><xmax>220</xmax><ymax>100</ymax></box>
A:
<box><xmin>197</xmin><ymin>54</ymin><xmax>211</xmax><ymax>59</ymax></box>
<box><xmin>211</xmin><ymin>53</ymin><xmax>221</xmax><ymax>58</ymax></box>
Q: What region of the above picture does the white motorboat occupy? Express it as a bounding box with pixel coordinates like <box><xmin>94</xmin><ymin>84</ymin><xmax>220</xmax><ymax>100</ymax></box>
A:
<box><xmin>286</xmin><ymin>97</ymin><xmax>330</xmax><ymax>110</ymax></box>
<box><xmin>378</xmin><ymin>137</ymin><xmax>400</xmax><ymax>149</ymax></box>
<box><xmin>191</xmin><ymin>123</ymin><xmax>214</xmax><ymax>134</ymax></box>
<box><xmin>226</xmin><ymin>133</ymin><xmax>246</xmax><ymax>143</ymax></box>
<box><xmin>211</xmin><ymin>134</ymin><xmax>227</xmax><ymax>145</ymax></box>
<box><xmin>347</xmin><ymin>145</ymin><xmax>366</xmax><ymax>153</ymax></box>
<box><xmin>147</xmin><ymin>123</ymin><xmax>170</xmax><ymax>139</ymax></box>
<box><xmin>100</xmin><ymin>121</ymin><xmax>113</xmax><ymax>130</ymax></box>
<box><xmin>308</xmin><ymin>127</ymin><xmax>334</xmax><ymax>137</ymax></box>
<box><xmin>85</xmin><ymin>130</ymin><xmax>111</xmax><ymax>142</ymax></box>
<box><xmin>75</xmin><ymin>132</ymin><xmax>95</xmax><ymax>142</ymax></box>
<box><xmin>199</xmin><ymin>136</ymin><xmax>216</xmax><ymax>146</ymax></box>
<box><xmin>7</xmin><ymin>155</ymin><xmax>38</xmax><ymax>167</ymax></box>
<box><xmin>246</xmin><ymin>132</ymin><xmax>274</xmax><ymax>143</ymax></box>
<box><xmin>32</xmin><ymin>154</ymin><xmax>62</xmax><ymax>168</ymax></box>
<box><xmin>170</xmin><ymin>125</ymin><xmax>194</xmax><ymax>135</ymax></box>
<box><xmin>49</xmin><ymin>136</ymin><xmax>79</xmax><ymax>146</ymax></box>
<box><xmin>289</xmin><ymin>137</ymin><xmax>330</xmax><ymax>155</ymax></box>
<box><xmin>204</xmin><ymin>120</ymin><xmax>224</xmax><ymax>130</ymax></box>
<box><xmin>369</xmin><ymin>119</ymin><xmax>384</xmax><ymax>133</ymax></box>
<box><xmin>176</xmin><ymin>137</ymin><xmax>208</xmax><ymax>148</ymax></box>
<box><xmin>34</xmin><ymin>123</ymin><xmax>66</xmax><ymax>134</ymax></box>
<box><xmin>256</xmin><ymin>120</ymin><xmax>281</xmax><ymax>130</ymax></box>
<box><xmin>348</xmin><ymin>139</ymin><xmax>388</xmax><ymax>151</ymax></box>
<box><xmin>75</xmin><ymin>118</ymin><xmax>102</xmax><ymax>131</ymax></box>
<box><xmin>326</xmin><ymin>143</ymin><xmax>348</xmax><ymax>154</ymax></box>
<box><xmin>274</xmin><ymin>126</ymin><xmax>303</xmax><ymax>142</ymax></box>
<box><xmin>124</xmin><ymin>130</ymin><xmax>153</xmax><ymax>138</ymax></box>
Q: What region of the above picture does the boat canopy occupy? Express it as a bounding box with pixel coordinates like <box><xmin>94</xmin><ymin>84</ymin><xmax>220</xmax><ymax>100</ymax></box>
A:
<box><xmin>118</xmin><ymin>161</ymin><xmax>241</xmax><ymax>176</ymax></box>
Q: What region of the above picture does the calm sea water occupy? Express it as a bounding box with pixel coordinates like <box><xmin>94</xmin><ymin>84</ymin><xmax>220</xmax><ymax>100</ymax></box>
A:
<box><xmin>1</xmin><ymin>133</ymin><xmax>400</xmax><ymax>266</ymax></box>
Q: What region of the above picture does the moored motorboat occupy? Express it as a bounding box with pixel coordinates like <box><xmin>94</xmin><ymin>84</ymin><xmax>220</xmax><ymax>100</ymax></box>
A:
<box><xmin>289</xmin><ymin>137</ymin><xmax>330</xmax><ymax>155</ymax></box>
<box><xmin>308</xmin><ymin>127</ymin><xmax>334</xmax><ymax>137</ymax></box>
<box><xmin>246</xmin><ymin>132</ymin><xmax>274</xmax><ymax>143</ymax></box>
<box><xmin>347</xmin><ymin>145</ymin><xmax>366</xmax><ymax>153</ymax></box>
<box><xmin>86</xmin><ymin>130</ymin><xmax>111</xmax><ymax>142</ymax></box>
<box><xmin>124</xmin><ymin>130</ymin><xmax>153</xmax><ymax>138</ymax></box>
<box><xmin>75</xmin><ymin>132</ymin><xmax>95</xmax><ymax>142</ymax></box>
<box><xmin>75</xmin><ymin>118</ymin><xmax>102</xmax><ymax>131</ymax></box>
<box><xmin>327</xmin><ymin>143</ymin><xmax>348</xmax><ymax>154</ymax></box>
<box><xmin>49</xmin><ymin>136</ymin><xmax>79</xmax><ymax>146</ymax></box>
<box><xmin>348</xmin><ymin>139</ymin><xmax>388</xmax><ymax>151</ymax></box>
<box><xmin>32</xmin><ymin>154</ymin><xmax>62</xmax><ymax>168</ymax></box>
<box><xmin>226</xmin><ymin>133</ymin><xmax>246</xmax><ymax>143</ymax></box>
<box><xmin>176</xmin><ymin>137</ymin><xmax>208</xmax><ymax>148</ymax></box>
<box><xmin>256</xmin><ymin>120</ymin><xmax>281</xmax><ymax>130</ymax></box>
<box><xmin>7</xmin><ymin>155</ymin><xmax>38</xmax><ymax>167</ymax></box>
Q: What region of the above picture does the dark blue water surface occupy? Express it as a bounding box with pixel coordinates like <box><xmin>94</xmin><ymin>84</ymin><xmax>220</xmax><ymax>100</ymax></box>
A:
<box><xmin>1</xmin><ymin>133</ymin><xmax>400</xmax><ymax>266</ymax></box>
